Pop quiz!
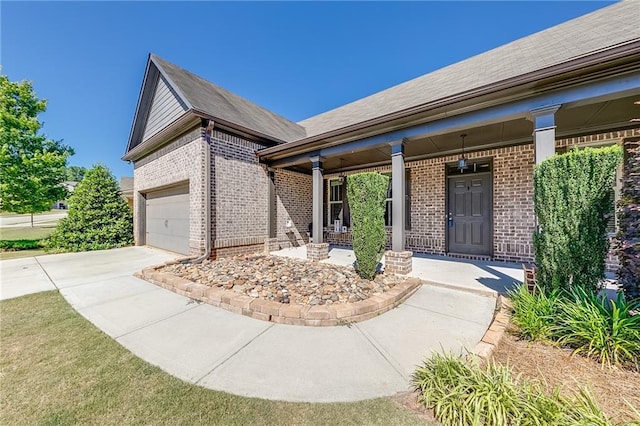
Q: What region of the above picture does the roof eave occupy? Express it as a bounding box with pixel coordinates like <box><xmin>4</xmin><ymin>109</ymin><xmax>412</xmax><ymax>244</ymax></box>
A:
<box><xmin>258</xmin><ymin>39</ymin><xmax>640</xmax><ymax>160</ymax></box>
<box><xmin>122</xmin><ymin>112</ymin><xmax>200</xmax><ymax>162</ymax></box>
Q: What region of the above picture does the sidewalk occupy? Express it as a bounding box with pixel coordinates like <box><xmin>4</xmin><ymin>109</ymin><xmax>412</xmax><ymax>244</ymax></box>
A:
<box><xmin>1</xmin><ymin>246</ymin><xmax>496</xmax><ymax>402</ymax></box>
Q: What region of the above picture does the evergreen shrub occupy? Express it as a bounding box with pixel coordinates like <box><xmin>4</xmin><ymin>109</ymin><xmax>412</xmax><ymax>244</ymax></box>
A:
<box><xmin>346</xmin><ymin>172</ymin><xmax>389</xmax><ymax>280</ymax></box>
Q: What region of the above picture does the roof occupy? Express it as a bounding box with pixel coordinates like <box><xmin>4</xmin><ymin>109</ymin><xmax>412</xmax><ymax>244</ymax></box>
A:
<box><xmin>297</xmin><ymin>1</ymin><xmax>640</xmax><ymax>139</ymax></box>
<box><xmin>151</xmin><ymin>55</ymin><xmax>306</xmax><ymax>143</ymax></box>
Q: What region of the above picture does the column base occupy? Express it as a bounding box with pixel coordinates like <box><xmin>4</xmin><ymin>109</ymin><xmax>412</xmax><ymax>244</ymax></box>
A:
<box><xmin>307</xmin><ymin>243</ymin><xmax>329</xmax><ymax>262</ymax></box>
<box><xmin>385</xmin><ymin>250</ymin><xmax>413</xmax><ymax>274</ymax></box>
<box><xmin>264</xmin><ymin>237</ymin><xmax>280</xmax><ymax>254</ymax></box>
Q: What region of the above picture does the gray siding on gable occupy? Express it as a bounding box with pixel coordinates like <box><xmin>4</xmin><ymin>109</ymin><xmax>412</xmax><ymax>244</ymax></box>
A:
<box><xmin>142</xmin><ymin>75</ymin><xmax>187</xmax><ymax>142</ymax></box>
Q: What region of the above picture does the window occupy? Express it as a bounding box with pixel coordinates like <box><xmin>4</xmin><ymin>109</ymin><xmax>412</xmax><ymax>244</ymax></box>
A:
<box><xmin>382</xmin><ymin>173</ymin><xmax>392</xmax><ymax>227</ymax></box>
<box><xmin>326</xmin><ymin>171</ymin><xmax>410</xmax><ymax>230</ymax></box>
<box><xmin>382</xmin><ymin>171</ymin><xmax>411</xmax><ymax>229</ymax></box>
<box><xmin>329</xmin><ymin>179</ymin><xmax>344</xmax><ymax>225</ymax></box>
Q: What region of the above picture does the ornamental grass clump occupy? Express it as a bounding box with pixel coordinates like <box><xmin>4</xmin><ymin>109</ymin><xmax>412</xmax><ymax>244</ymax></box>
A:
<box><xmin>509</xmin><ymin>283</ymin><xmax>640</xmax><ymax>369</ymax></box>
<box><xmin>346</xmin><ymin>172</ymin><xmax>389</xmax><ymax>280</ymax></box>
<box><xmin>47</xmin><ymin>164</ymin><xmax>133</xmax><ymax>252</ymax></box>
<box><xmin>412</xmin><ymin>352</ymin><xmax>613</xmax><ymax>426</ymax></box>
<box><xmin>533</xmin><ymin>146</ymin><xmax>622</xmax><ymax>293</ymax></box>
<box><xmin>508</xmin><ymin>284</ymin><xmax>560</xmax><ymax>341</ymax></box>
<box><xmin>554</xmin><ymin>286</ymin><xmax>640</xmax><ymax>369</ymax></box>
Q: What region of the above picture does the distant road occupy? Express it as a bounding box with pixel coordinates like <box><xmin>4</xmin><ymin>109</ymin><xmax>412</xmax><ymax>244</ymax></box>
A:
<box><xmin>0</xmin><ymin>211</ymin><xmax>68</xmax><ymax>228</ymax></box>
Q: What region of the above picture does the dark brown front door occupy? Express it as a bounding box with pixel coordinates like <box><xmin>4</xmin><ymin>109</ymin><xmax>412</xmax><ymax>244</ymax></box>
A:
<box><xmin>447</xmin><ymin>173</ymin><xmax>491</xmax><ymax>256</ymax></box>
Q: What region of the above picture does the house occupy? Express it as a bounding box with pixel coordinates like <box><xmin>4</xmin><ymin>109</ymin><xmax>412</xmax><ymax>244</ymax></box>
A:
<box><xmin>123</xmin><ymin>2</ymin><xmax>640</xmax><ymax>273</ymax></box>
<box><xmin>52</xmin><ymin>181</ymin><xmax>79</xmax><ymax>210</ymax></box>
<box><xmin>120</xmin><ymin>177</ymin><xmax>134</xmax><ymax>209</ymax></box>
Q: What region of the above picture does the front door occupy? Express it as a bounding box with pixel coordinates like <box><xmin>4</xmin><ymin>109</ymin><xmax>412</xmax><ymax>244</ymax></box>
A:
<box><xmin>447</xmin><ymin>169</ymin><xmax>492</xmax><ymax>256</ymax></box>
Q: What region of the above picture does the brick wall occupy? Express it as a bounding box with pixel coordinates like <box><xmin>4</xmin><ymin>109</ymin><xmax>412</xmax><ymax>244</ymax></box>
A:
<box><xmin>133</xmin><ymin>126</ymin><xmax>205</xmax><ymax>255</ymax></box>
<box><xmin>211</xmin><ymin>130</ymin><xmax>270</xmax><ymax>258</ymax></box>
<box><xmin>274</xmin><ymin>169</ymin><xmax>312</xmax><ymax>249</ymax></box>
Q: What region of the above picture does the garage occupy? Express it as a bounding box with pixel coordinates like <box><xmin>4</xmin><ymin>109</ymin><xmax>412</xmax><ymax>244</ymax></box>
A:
<box><xmin>145</xmin><ymin>184</ymin><xmax>190</xmax><ymax>255</ymax></box>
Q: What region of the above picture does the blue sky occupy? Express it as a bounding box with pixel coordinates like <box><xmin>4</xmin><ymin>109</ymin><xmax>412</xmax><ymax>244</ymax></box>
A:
<box><xmin>2</xmin><ymin>1</ymin><xmax>614</xmax><ymax>180</ymax></box>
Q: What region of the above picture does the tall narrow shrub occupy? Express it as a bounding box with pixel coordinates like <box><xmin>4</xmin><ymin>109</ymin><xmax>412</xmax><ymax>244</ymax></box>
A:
<box><xmin>346</xmin><ymin>172</ymin><xmax>389</xmax><ymax>280</ymax></box>
<box><xmin>533</xmin><ymin>146</ymin><xmax>622</xmax><ymax>293</ymax></box>
<box><xmin>47</xmin><ymin>164</ymin><xmax>133</xmax><ymax>252</ymax></box>
<box><xmin>616</xmin><ymin>138</ymin><xmax>640</xmax><ymax>300</ymax></box>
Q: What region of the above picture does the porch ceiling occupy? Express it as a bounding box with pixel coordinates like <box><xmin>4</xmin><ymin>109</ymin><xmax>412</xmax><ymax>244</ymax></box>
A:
<box><xmin>288</xmin><ymin>94</ymin><xmax>638</xmax><ymax>174</ymax></box>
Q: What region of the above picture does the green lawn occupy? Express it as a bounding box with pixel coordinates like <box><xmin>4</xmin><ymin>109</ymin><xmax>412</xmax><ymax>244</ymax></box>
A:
<box><xmin>0</xmin><ymin>226</ymin><xmax>55</xmax><ymax>260</ymax></box>
<box><xmin>0</xmin><ymin>291</ymin><xmax>426</xmax><ymax>425</ymax></box>
<box><xmin>0</xmin><ymin>225</ymin><xmax>55</xmax><ymax>241</ymax></box>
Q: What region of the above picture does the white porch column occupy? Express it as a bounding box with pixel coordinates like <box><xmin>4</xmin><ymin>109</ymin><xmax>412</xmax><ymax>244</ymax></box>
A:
<box><xmin>529</xmin><ymin>105</ymin><xmax>561</xmax><ymax>164</ymax></box>
<box><xmin>390</xmin><ymin>140</ymin><xmax>406</xmax><ymax>252</ymax></box>
<box><xmin>310</xmin><ymin>156</ymin><xmax>324</xmax><ymax>244</ymax></box>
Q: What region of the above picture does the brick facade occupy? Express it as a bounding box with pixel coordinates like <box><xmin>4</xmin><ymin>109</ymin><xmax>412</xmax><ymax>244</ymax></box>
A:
<box><xmin>133</xmin><ymin>126</ymin><xmax>206</xmax><ymax>255</ymax></box>
<box><xmin>274</xmin><ymin>169</ymin><xmax>312</xmax><ymax>249</ymax></box>
<box><xmin>323</xmin><ymin>143</ymin><xmax>537</xmax><ymax>263</ymax></box>
<box><xmin>210</xmin><ymin>130</ymin><xmax>271</xmax><ymax>258</ymax></box>
<box><xmin>133</xmin><ymin>120</ymin><xmax>637</xmax><ymax>268</ymax></box>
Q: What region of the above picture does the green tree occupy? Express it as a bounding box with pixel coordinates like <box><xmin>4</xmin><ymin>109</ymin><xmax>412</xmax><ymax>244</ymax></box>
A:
<box><xmin>47</xmin><ymin>164</ymin><xmax>133</xmax><ymax>252</ymax></box>
<box><xmin>346</xmin><ymin>172</ymin><xmax>389</xmax><ymax>280</ymax></box>
<box><xmin>0</xmin><ymin>74</ymin><xmax>73</xmax><ymax>225</ymax></box>
<box><xmin>65</xmin><ymin>165</ymin><xmax>87</xmax><ymax>181</ymax></box>
<box><xmin>533</xmin><ymin>146</ymin><xmax>622</xmax><ymax>293</ymax></box>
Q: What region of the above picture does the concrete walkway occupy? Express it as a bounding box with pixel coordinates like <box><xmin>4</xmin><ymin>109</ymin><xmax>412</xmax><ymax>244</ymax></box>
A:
<box><xmin>1</xmin><ymin>246</ymin><xmax>496</xmax><ymax>402</ymax></box>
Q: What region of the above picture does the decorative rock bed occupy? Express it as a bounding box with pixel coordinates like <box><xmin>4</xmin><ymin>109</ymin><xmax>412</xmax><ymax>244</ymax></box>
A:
<box><xmin>136</xmin><ymin>254</ymin><xmax>422</xmax><ymax>326</ymax></box>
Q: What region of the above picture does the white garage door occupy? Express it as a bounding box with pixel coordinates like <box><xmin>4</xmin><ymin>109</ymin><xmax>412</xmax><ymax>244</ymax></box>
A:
<box><xmin>145</xmin><ymin>184</ymin><xmax>190</xmax><ymax>255</ymax></box>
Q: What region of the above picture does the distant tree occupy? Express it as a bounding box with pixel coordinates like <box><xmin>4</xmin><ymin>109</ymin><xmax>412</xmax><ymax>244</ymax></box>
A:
<box><xmin>47</xmin><ymin>164</ymin><xmax>133</xmax><ymax>252</ymax></box>
<box><xmin>0</xmin><ymin>74</ymin><xmax>73</xmax><ymax>226</ymax></box>
<box><xmin>65</xmin><ymin>165</ymin><xmax>87</xmax><ymax>181</ymax></box>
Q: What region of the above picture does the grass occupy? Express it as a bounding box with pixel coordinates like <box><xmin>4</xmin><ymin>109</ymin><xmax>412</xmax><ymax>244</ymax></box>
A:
<box><xmin>0</xmin><ymin>225</ymin><xmax>56</xmax><ymax>241</ymax></box>
<box><xmin>0</xmin><ymin>225</ymin><xmax>58</xmax><ymax>260</ymax></box>
<box><xmin>0</xmin><ymin>291</ymin><xmax>425</xmax><ymax>425</ymax></box>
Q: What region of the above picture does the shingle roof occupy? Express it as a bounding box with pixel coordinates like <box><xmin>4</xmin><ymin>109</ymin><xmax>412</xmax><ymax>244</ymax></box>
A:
<box><xmin>298</xmin><ymin>1</ymin><xmax>640</xmax><ymax>138</ymax></box>
<box><xmin>152</xmin><ymin>55</ymin><xmax>307</xmax><ymax>143</ymax></box>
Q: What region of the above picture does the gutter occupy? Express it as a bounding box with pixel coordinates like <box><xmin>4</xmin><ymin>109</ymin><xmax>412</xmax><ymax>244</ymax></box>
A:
<box><xmin>258</xmin><ymin>39</ymin><xmax>640</xmax><ymax>160</ymax></box>
<box><xmin>185</xmin><ymin>119</ymin><xmax>214</xmax><ymax>264</ymax></box>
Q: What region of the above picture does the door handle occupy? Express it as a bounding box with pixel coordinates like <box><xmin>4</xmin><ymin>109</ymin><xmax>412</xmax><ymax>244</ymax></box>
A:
<box><xmin>448</xmin><ymin>212</ymin><xmax>453</xmax><ymax>228</ymax></box>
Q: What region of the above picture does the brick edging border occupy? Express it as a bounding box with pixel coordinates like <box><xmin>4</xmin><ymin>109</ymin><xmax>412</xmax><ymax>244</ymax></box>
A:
<box><xmin>469</xmin><ymin>295</ymin><xmax>512</xmax><ymax>360</ymax></box>
<box><xmin>135</xmin><ymin>262</ymin><xmax>422</xmax><ymax>326</ymax></box>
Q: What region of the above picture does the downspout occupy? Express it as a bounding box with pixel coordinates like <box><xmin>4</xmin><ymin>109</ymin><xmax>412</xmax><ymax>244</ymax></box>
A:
<box><xmin>185</xmin><ymin>119</ymin><xmax>214</xmax><ymax>264</ymax></box>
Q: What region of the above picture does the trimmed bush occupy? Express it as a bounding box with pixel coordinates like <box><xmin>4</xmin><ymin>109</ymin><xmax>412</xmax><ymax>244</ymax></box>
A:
<box><xmin>615</xmin><ymin>139</ymin><xmax>640</xmax><ymax>300</ymax></box>
<box><xmin>346</xmin><ymin>172</ymin><xmax>389</xmax><ymax>280</ymax></box>
<box><xmin>47</xmin><ymin>165</ymin><xmax>133</xmax><ymax>252</ymax></box>
<box><xmin>533</xmin><ymin>146</ymin><xmax>622</xmax><ymax>293</ymax></box>
<box><xmin>412</xmin><ymin>352</ymin><xmax>612</xmax><ymax>426</ymax></box>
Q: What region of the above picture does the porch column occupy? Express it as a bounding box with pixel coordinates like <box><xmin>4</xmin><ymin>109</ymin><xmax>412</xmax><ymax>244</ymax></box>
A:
<box><xmin>391</xmin><ymin>140</ymin><xmax>406</xmax><ymax>251</ymax></box>
<box><xmin>308</xmin><ymin>156</ymin><xmax>329</xmax><ymax>261</ymax></box>
<box><xmin>529</xmin><ymin>105</ymin><xmax>561</xmax><ymax>164</ymax></box>
<box><xmin>264</xmin><ymin>167</ymin><xmax>279</xmax><ymax>254</ymax></box>
<box><xmin>386</xmin><ymin>139</ymin><xmax>412</xmax><ymax>274</ymax></box>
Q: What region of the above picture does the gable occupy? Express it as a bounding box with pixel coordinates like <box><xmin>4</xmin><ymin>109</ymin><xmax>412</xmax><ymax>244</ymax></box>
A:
<box><xmin>142</xmin><ymin>74</ymin><xmax>188</xmax><ymax>142</ymax></box>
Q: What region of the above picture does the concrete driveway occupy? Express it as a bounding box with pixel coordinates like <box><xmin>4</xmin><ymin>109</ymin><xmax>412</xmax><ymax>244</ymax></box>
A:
<box><xmin>0</xmin><ymin>246</ymin><xmax>496</xmax><ymax>402</ymax></box>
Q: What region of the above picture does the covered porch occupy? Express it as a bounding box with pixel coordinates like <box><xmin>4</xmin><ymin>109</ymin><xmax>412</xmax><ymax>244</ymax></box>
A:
<box><xmin>271</xmin><ymin>245</ymin><xmax>524</xmax><ymax>297</ymax></box>
<box><xmin>260</xmin><ymin>76</ymin><xmax>639</xmax><ymax>273</ymax></box>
